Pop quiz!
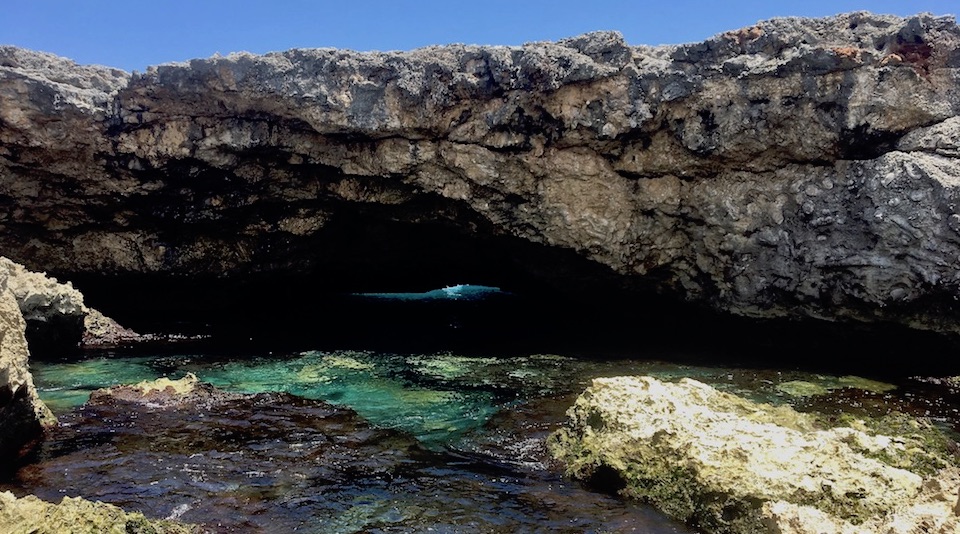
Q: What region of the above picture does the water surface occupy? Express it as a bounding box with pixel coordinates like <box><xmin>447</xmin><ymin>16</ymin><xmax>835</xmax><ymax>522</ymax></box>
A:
<box><xmin>10</xmin><ymin>287</ymin><xmax>960</xmax><ymax>533</ymax></box>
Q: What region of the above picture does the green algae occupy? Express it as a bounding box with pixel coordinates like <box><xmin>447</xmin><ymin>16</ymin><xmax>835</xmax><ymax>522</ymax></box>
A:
<box><xmin>321</xmin><ymin>354</ymin><xmax>375</xmax><ymax>371</ymax></box>
<box><xmin>828</xmin><ymin>412</ymin><xmax>959</xmax><ymax>476</ymax></box>
<box><xmin>775</xmin><ymin>375</ymin><xmax>897</xmax><ymax>399</ymax></box>
<box><xmin>407</xmin><ymin>354</ymin><xmax>499</xmax><ymax>380</ymax></box>
<box><xmin>776</xmin><ymin>380</ymin><xmax>830</xmax><ymax>397</ymax></box>
<box><xmin>837</xmin><ymin>375</ymin><xmax>897</xmax><ymax>393</ymax></box>
<box><xmin>0</xmin><ymin>492</ymin><xmax>195</xmax><ymax>534</ymax></box>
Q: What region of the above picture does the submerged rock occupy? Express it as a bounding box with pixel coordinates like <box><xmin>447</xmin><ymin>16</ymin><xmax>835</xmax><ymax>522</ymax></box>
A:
<box><xmin>87</xmin><ymin>373</ymin><xmax>237</xmax><ymax>407</ymax></box>
<box><xmin>0</xmin><ymin>287</ymin><xmax>54</xmax><ymax>466</ymax></box>
<box><xmin>549</xmin><ymin>376</ymin><xmax>960</xmax><ymax>533</ymax></box>
<box><xmin>0</xmin><ymin>13</ymin><xmax>959</xmax><ymax>334</ymax></box>
<box><xmin>0</xmin><ymin>491</ymin><xmax>196</xmax><ymax>534</ymax></box>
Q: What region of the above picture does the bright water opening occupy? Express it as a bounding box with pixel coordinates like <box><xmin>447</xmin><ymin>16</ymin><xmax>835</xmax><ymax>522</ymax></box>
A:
<box><xmin>352</xmin><ymin>284</ymin><xmax>506</xmax><ymax>301</ymax></box>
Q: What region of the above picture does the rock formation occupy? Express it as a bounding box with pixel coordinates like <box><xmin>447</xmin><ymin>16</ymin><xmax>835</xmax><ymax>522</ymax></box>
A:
<box><xmin>549</xmin><ymin>376</ymin><xmax>960</xmax><ymax>533</ymax></box>
<box><xmin>88</xmin><ymin>373</ymin><xmax>233</xmax><ymax>407</ymax></box>
<box><xmin>0</xmin><ymin>286</ymin><xmax>54</xmax><ymax>466</ymax></box>
<box><xmin>15</xmin><ymin>376</ymin><xmax>436</xmax><ymax>531</ymax></box>
<box><xmin>0</xmin><ymin>491</ymin><xmax>197</xmax><ymax>534</ymax></box>
<box><xmin>1</xmin><ymin>12</ymin><xmax>959</xmax><ymax>333</ymax></box>
<box><xmin>0</xmin><ymin>257</ymin><xmax>139</xmax><ymax>351</ymax></box>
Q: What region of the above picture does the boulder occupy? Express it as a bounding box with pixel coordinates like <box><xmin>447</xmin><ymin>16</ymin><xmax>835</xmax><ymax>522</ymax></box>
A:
<box><xmin>549</xmin><ymin>376</ymin><xmax>960</xmax><ymax>533</ymax></box>
<box><xmin>87</xmin><ymin>373</ymin><xmax>238</xmax><ymax>407</ymax></box>
<box><xmin>0</xmin><ymin>13</ymin><xmax>959</xmax><ymax>333</ymax></box>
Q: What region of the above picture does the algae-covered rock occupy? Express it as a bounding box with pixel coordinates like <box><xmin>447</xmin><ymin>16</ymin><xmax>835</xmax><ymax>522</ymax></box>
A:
<box><xmin>88</xmin><ymin>373</ymin><xmax>240</xmax><ymax>408</ymax></box>
<box><xmin>549</xmin><ymin>376</ymin><xmax>959</xmax><ymax>534</ymax></box>
<box><xmin>775</xmin><ymin>375</ymin><xmax>897</xmax><ymax>398</ymax></box>
<box><xmin>0</xmin><ymin>288</ymin><xmax>55</xmax><ymax>465</ymax></box>
<box><xmin>0</xmin><ymin>491</ymin><xmax>196</xmax><ymax>534</ymax></box>
<box><xmin>763</xmin><ymin>467</ymin><xmax>960</xmax><ymax>533</ymax></box>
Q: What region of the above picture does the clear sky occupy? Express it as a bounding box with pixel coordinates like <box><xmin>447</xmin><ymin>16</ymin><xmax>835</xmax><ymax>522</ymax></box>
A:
<box><xmin>2</xmin><ymin>0</ymin><xmax>957</xmax><ymax>72</ymax></box>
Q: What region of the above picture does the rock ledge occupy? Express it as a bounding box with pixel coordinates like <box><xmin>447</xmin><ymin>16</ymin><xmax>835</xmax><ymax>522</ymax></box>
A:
<box><xmin>549</xmin><ymin>376</ymin><xmax>960</xmax><ymax>533</ymax></box>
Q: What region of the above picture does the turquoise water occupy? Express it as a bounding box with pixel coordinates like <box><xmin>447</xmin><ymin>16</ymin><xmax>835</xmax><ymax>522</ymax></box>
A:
<box><xmin>31</xmin><ymin>349</ymin><xmax>935</xmax><ymax>447</ymax></box>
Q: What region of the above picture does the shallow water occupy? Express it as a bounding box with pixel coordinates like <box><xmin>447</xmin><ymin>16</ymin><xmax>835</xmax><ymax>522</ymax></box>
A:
<box><xmin>10</xmin><ymin>346</ymin><xmax>960</xmax><ymax>533</ymax></box>
<box><xmin>9</xmin><ymin>287</ymin><xmax>960</xmax><ymax>533</ymax></box>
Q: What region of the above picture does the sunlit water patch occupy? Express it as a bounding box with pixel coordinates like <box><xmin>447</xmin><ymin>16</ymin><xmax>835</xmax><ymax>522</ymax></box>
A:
<box><xmin>353</xmin><ymin>284</ymin><xmax>506</xmax><ymax>302</ymax></box>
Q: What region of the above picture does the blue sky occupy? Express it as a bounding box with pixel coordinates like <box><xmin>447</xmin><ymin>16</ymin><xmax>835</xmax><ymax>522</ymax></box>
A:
<box><xmin>2</xmin><ymin>1</ymin><xmax>957</xmax><ymax>72</ymax></box>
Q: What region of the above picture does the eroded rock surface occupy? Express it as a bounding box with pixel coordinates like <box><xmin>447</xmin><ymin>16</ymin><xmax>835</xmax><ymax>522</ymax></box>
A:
<box><xmin>0</xmin><ymin>257</ymin><xmax>139</xmax><ymax>350</ymax></box>
<box><xmin>0</xmin><ymin>287</ymin><xmax>54</xmax><ymax>466</ymax></box>
<box><xmin>88</xmin><ymin>372</ymin><xmax>237</xmax><ymax>407</ymax></box>
<box><xmin>1</xmin><ymin>12</ymin><xmax>960</xmax><ymax>332</ymax></box>
<box><xmin>0</xmin><ymin>491</ymin><xmax>196</xmax><ymax>534</ymax></box>
<box><xmin>549</xmin><ymin>376</ymin><xmax>960</xmax><ymax>534</ymax></box>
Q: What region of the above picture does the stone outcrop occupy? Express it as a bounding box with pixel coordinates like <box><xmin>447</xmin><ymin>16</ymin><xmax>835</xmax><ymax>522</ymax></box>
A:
<box><xmin>1</xmin><ymin>12</ymin><xmax>960</xmax><ymax>332</ymax></box>
<box><xmin>0</xmin><ymin>491</ymin><xmax>196</xmax><ymax>534</ymax></box>
<box><xmin>87</xmin><ymin>373</ymin><xmax>236</xmax><ymax>407</ymax></box>
<box><xmin>0</xmin><ymin>257</ymin><xmax>139</xmax><ymax>351</ymax></box>
<box><xmin>0</xmin><ymin>287</ymin><xmax>54</xmax><ymax>465</ymax></box>
<box><xmin>549</xmin><ymin>376</ymin><xmax>960</xmax><ymax>533</ymax></box>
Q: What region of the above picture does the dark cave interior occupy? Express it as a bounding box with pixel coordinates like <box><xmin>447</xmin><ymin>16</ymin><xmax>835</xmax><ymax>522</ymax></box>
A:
<box><xmin>45</xmin><ymin>214</ymin><xmax>960</xmax><ymax>379</ymax></box>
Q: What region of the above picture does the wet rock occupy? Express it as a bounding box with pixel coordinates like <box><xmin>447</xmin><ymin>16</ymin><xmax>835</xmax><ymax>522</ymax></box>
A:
<box><xmin>0</xmin><ymin>287</ymin><xmax>55</xmax><ymax>467</ymax></box>
<box><xmin>10</xmin><ymin>378</ymin><xmax>432</xmax><ymax>531</ymax></box>
<box><xmin>0</xmin><ymin>13</ymin><xmax>959</xmax><ymax>333</ymax></box>
<box><xmin>87</xmin><ymin>373</ymin><xmax>234</xmax><ymax>407</ymax></box>
<box><xmin>81</xmin><ymin>308</ymin><xmax>142</xmax><ymax>347</ymax></box>
<box><xmin>549</xmin><ymin>376</ymin><xmax>960</xmax><ymax>533</ymax></box>
<box><xmin>0</xmin><ymin>491</ymin><xmax>197</xmax><ymax>533</ymax></box>
<box><xmin>5</xmin><ymin>374</ymin><xmax>698</xmax><ymax>532</ymax></box>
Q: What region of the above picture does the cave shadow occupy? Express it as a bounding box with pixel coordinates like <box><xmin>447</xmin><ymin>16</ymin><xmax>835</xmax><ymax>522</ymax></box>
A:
<box><xmin>49</xmin><ymin>216</ymin><xmax>960</xmax><ymax>381</ymax></box>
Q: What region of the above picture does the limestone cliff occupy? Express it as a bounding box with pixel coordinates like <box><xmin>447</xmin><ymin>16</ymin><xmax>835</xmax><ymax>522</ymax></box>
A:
<box><xmin>1</xmin><ymin>12</ymin><xmax>959</xmax><ymax>332</ymax></box>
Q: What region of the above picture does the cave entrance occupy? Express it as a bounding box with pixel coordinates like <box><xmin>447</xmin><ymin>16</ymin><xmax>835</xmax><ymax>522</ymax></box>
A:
<box><xmin>64</xmin><ymin>213</ymin><xmax>960</xmax><ymax>377</ymax></box>
<box><xmin>67</xmin><ymin>213</ymin><xmax>661</xmax><ymax>357</ymax></box>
